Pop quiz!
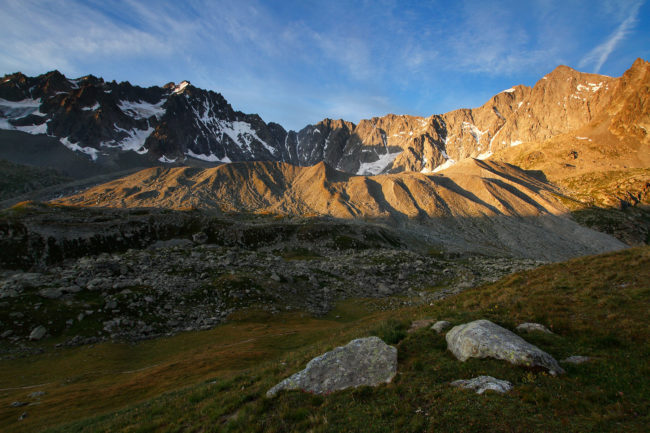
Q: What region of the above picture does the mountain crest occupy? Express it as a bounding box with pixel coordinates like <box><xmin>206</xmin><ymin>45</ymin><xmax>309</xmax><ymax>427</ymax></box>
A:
<box><xmin>0</xmin><ymin>58</ymin><xmax>647</xmax><ymax>175</ymax></box>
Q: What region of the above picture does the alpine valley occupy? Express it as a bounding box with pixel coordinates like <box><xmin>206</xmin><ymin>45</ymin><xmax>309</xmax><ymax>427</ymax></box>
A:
<box><xmin>0</xmin><ymin>59</ymin><xmax>648</xmax><ymax>433</ymax></box>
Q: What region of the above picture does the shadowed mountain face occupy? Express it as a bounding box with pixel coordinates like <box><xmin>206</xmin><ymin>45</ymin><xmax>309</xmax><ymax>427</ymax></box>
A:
<box><xmin>2</xmin><ymin>59</ymin><xmax>647</xmax><ymax>176</ymax></box>
<box><xmin>55</xmin><ymin>159</ymin><xmax>626</xmax><ymax>260</ymax></box>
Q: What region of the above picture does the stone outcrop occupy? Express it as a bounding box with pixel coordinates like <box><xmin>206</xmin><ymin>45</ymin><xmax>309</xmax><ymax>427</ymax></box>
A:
<box><xmin>450</xmin><ymin>376</ymin><xmax>513</xmax><ymax>394</ymax></box>
<box><xmin>446</xmin><ymin>319</ymin><xmax>565</xmax><ymax>375</ymax></box>
<box><xmin>431</xmin><ymin>320</ymin><xmax>452</xmax><ymax>334</ymax></box>
<box><xmin>266</xmin><ymin>336</ymin><xmax>397</xmax><ymax>397</ymax></box>
<box><xmin>516</xmin><ymin>322</ymin><xmax>553</xmax><ymax>334</ymax></box>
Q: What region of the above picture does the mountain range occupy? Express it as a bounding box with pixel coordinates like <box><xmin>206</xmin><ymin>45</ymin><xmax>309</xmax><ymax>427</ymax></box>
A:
<box><xmin>1</xmin><ymin>59</ymin><xmax>647</xmax><ymax>178</ymax></box>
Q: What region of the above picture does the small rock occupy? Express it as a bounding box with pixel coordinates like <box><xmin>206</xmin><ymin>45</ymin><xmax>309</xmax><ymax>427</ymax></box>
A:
<box><xmin>451</xmin><ymin>376</ymin><xmax>513</xmax><ymax>394</ymax></box>
<box><xmin>62</xmin><ymin>285</ymin><xmax>82</xmax><ymax>294</ymax></box>
<box><xmin>19</xmin><ymin>411</ymin><xmax>28</xmax><ymax>420</ymax></box>
<box><xmin>446</xmin><ymin>319</ymin><xmax>564</xmax><ymax>375</ymax></box>
<box><xmin>561</xmin><ymin>355</ymin><xmax>592</xmax><ymax>364</ymax></box>
<box><xmin>192</xmin><ymin>232</ymin><xmax>208</xmax><ymax>244</ymax></box>
<box><xmin>1</xmin><ymin>330</ymin><xmax>13</xmax><ymax>338</ymax></box>
<box><xmin>270</xmin><ymin>272</ymin><xmax>281</xmax><ymax>282</ymax></box>
<box><xmin>28</xmin><ymin>391</ymin><xmax>45</xmax><ymax>398</ymax></box>
<box><xmin>408</xmin><ymin>319</ymin><xmax>435</xmax><ymax>333</ymax></box>
<box><xmin>38</xmin><ymin>287</ymin><xmax>63</xmax><ymax>299</ymax></box>
<box><xmin>516</xmin><ymin>322</ymin><xmax>553</xmax><ymax>334</ymax></box>
<box><xmin>431</xmin><ymin>320</ymin><xmax>452</xmax><ymax>334</ymax></box>
<box><xmin>267</xmin><ymin>336</ymin><xmax>397</xmax><ymax>397</ymax></box>
<box><xmin>29</xmin><ymin>326</ymin><xmax>47</xmax><ymax>341</ymax></box>
<box><xmin>10</xmin><ymin>401</ymin><xmax>28</xmax><ymax>407</ymax></box>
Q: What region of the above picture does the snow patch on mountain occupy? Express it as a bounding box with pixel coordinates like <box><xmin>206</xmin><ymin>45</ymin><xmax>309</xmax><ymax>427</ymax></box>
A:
<box><xmin>476</xmin><ymin>151</ymin><xmax>493</xmax><ymax>160</ymax></box>
<box><xmin>102</xmin><ymin>124</ymin><xmax>152</xmax><ymax>153</ymax></box>
<box><xmin>60</xmin><ymin>137</ymin><xmax>99</xmax><ymax>160</ymax></box>
<box><xmin>0</xmin><ymin>98</ymin><xmax>43</xmax><ymax>120</ymax></box>
<box><xmin>158</xmin><ymin>155</ymin><xmax>176</xmax><ymax>163</ymax></box>
<box><xmin>186</xmin><ymin>149</ymin><xmax>231</xmax><ymax>163</ymax></box>
<box><xmin>16</xmin><ymin>123</ymin><xmax>48</xmax><ymax>134</ymax></box>
<box><xmin>82</xmin><ymin>102</ymin><xmax>100</xmax><ymax>111</ymax></box>
<box><xmin>219</xmin><ymin>120</ymin><xmax>276</xmax><ymax>155</ymax></box>
<box><xmin>462</xmin><ymin>122</ymin><xmax>487</xmax><ymax>145</ymax></box>
<box><xmin>433</xmin><ymin>158</ymin><xmax>456</xmax><ymax>172</ymax></box>
<box><xmin>356</xmin><ymin>149</ymin><xmax>401</xmax><ymax>175</ymax></box>
<box><xmin>118</xmin><ymin>99</ymin><xmax>166</xmax><ymax>120</ymax></box>
<box><xmin>172</xmin><ymin>81</ymin><xmax>190</xmax><ymax>94</ymax></box>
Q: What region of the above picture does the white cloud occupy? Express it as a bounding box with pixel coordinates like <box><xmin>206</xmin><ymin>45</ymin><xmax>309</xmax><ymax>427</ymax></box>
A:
<box><xmin>579</xmin><ymin>1</ymin><xmax>643</xmax><ymax>73</ymax></box>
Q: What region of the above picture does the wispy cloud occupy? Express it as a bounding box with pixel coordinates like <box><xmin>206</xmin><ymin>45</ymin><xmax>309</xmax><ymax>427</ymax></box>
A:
<box><xmin>579</xmin><ymin>1</ymin><xmax>643</xmax><ymax>73</ymax></box>
<box><xmin>0</xmin><ymin>0</ymin><xmax>646</xmax><ymax>129</ymax></box>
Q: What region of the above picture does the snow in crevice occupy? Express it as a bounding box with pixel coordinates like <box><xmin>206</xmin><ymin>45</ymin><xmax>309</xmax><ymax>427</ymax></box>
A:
<box><xmin>186</xmin><ymin>149</ymin><xmax>231</xmax><ymax>163</ymax></box>
<box><xmin>489</xmin><ymin>122</ymin><xmax>506</xmax><ymax>149</ymax></box>
<box><xmin>432</xmin><ymin>158</ymin><xmax>456</xmax><ymax>172</ymax></box>
<box><xmin>158</xmin><ymin>155</ymin><xmax>177</xmax><ymax>163</ymax></box>
<box><xmin>82</xmin><ymin>102</ymin><xmax>100</xmax><ymax>111</ymax></box>
<box><xmin>118</xmin><ymin>99</ymin><xmax>166</xmax><ymax>120</ymax></box>
<box><xmin>60</xmin><ymin>137</ymin><xmax>99</xmax><ymax>160</ymax></box>
<box><xmin>510</xmin><ymin>140</ymin><xmax>522</xmax><ymax>147</ymax></box>
<box><xmin>476</xmin><ymin>151</ymin><xmax>493</xmax><ymax>160</ymax></box>
<box><xmin>501</xmin><ymin>88</ymin><xmax>516</xmax><ymax>93</ymax></box>
<box><xmin>356</xmin><ymin>149</ymin><xmax>402</xmax><ymax>175</ymax></box>
<box><xmin>575</xmin><ymin>136</ymin><xmax>592</xmax><ymax>141</ymax></box>
<box><xmin>462</xmin><ymin>122</ymin><xmax>487</xmax><ymax>145</ymax></box>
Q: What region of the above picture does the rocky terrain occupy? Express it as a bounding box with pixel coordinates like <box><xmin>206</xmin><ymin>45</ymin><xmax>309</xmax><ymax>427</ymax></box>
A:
<box><xmin>0</xmin><ymin>204</ymin><xmax>543</xmax><ymax>355</ymax></box>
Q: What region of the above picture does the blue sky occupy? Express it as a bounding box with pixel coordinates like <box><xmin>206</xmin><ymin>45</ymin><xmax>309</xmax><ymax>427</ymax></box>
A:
<box><xmin>0</xmin><ymin>0</ymin><xmax>648</xmax><ymax>131</ymax></box>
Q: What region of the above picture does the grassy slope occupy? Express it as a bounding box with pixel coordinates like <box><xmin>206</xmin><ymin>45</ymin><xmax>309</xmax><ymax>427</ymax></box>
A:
<box><xmin>1</xmin><ymin>247</ymin><xmax>648</xmax><ymax>432</ymax></box>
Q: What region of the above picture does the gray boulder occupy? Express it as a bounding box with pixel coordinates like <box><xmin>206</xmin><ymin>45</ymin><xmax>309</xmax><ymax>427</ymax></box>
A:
<box><xmin>29</xmin><ymin>326</ymin><xmax>47</xmax><ymax>341</ymax></box>
<box><xmin>267</xmin><ymin>336</ymin><xmax>397</xmax><ymax>397</ymax></box>
<box><xmin>451</xmin><ymin>376</ymin><xmax>513</xmax><ymax>394</ymax></box>
<box><xmin>516</xmin><ymin>322</ymin><xmax>553</xmax><ymax>334</ymax></box>
<box><xmin>432</xmin><ymin>320</ymin><xmax>452</xmax><ymax>334</ymax></box>
<box><xmin>446</xmin><ymin>319</ymin><xmax>564</xmax><ymax>375</ymax></box>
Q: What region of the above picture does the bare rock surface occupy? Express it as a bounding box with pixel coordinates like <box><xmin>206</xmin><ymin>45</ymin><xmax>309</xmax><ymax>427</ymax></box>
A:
<box><xmin>450</xmin><ymin>376</ymin><xmax>513</xmax><ymax>394</ymax></box>
<box><xmin>28</xmin><ymin>326</ymin><xmax>47</xmax><ymax>341</ymax></box>
<box><xmin>516</xmin><ymin>322</ymin><xmax>553</xmax><ymax>334</ymax></box>
<box><xmin>432</xmin><ymin>320</ymin><xmax>452</xmax><ymax>334</ymax></box>
<box><xmin>266</xmin><ymin>336</ymin><xmax>397</xmax><ymax>397</ymax></box>
<box><xmin>446</xmin><ymin>319</ymin><xmax>565</xmax><ymax>375</ymax></box>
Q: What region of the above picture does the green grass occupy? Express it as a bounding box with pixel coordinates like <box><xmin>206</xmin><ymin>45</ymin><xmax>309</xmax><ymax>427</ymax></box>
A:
<box><xmin>1</xmin><ymin>247</ymin><xmax>648</xmax><ymax>432</ymax></box>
